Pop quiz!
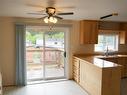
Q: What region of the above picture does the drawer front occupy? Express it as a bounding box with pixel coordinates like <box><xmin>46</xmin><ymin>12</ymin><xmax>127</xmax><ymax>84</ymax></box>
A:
<box><xmin>73</xmin><ymin>66</ymin><xmax>79</xmax><ymax>72</ymax></box>
<box><xmin>73</xmin><ymin>61</ymin><xmax>80</xmax><ymax>68</ymax></box>
<box><xmin>73</xmin><ymin>70</ymin><xmax>79</xmax><ymax>76</ymax></box>
<box><xmin>73</xmin><ymin>73</ymin><xmax>79</xmax><ymax>82</ymax></box>
<box><xmin>73</xmin><ymin>57</ymin><xmax>80</xmax><ymax>82</ymax></box>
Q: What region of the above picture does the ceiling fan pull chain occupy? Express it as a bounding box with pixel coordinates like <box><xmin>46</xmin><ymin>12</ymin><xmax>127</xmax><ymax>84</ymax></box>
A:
<box><xmin>48</xmin><ymin>23</ymin><xmax>54</xmax><ymax>30</ymax></box>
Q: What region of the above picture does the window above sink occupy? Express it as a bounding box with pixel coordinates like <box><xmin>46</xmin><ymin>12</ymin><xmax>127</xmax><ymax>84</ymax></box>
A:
<box><xmin>94</xmin><ymin>31</ymin><xmax>119</xmax><ymax>52</ymax></box>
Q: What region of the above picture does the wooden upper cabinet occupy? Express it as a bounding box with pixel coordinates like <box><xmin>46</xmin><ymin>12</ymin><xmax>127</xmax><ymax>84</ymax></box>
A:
<box><xmin>119</xmin><ymin>23</ymin><xmax>127</xmax><ymax>44</ymax></box>
<box><xmin>80</xmin><ymin>20</ymin><xmax>98</xmax><ymax>44</ymax></box>
<box><xmin>99</xmin><ymin>21</ymin><xmax>120</xmax><ymax>30</ymax></box>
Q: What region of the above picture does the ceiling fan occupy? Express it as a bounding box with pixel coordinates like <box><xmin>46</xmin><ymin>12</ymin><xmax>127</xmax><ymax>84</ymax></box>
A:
<box><xmin>27</xmin><ymin>5</ymin><xmax>74</xmax><ymax>23</ymax></box>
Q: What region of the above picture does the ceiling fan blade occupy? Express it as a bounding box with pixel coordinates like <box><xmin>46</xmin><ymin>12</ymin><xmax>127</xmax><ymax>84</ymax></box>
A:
<box><xmin>36</xmin><ymin>10</ymin><xmax>45</xmax><ymax>13</ymax></box>
<box><xmin>100</xmin><ymin>13</ymin><xmax>118</xmax><ymax>19</ymax></box>
<box><xmin>53</xmin><ymin>16</ymin><xmax>63</xmax><ymax>19</ymax></box>
<box><xmin>27</xmin><ymin>13</ymin><xmax>46</xmax><ymax>15</ymax></box>
<box><xmin>57</xmin><ymin>12</ymin><xmax>74</xmax><ymax>15</ymax></box>
<box><xmin>26</xmin><ymin>4</ymin><xmax>45</xmax><ymax>8</ymax></box>
<box><xmin>39</xmin><ymin>16</ymin><xmax>48</xmax><ymax>19</ymax></box>
<box><xmin>57</xmin><ymin>6</ymin><xmax>75</xmax><ymax>9</ymax></box>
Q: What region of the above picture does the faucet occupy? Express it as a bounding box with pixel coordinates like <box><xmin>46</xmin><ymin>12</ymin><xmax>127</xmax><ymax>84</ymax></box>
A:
<box><xmin>105</xmin><ymin>46</ymin><xmax>109</xmax><ymax>56</ymax></box>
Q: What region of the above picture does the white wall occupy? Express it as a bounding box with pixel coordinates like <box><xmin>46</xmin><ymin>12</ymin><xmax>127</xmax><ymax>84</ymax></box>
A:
<box><xmin>0</xmin><ymin>17</ymin><xmax>127</xmax><ymax>86</ymax></box>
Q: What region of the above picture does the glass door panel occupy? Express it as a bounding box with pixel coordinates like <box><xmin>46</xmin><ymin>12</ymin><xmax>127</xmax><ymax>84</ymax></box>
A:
<box><xmin>26</xmin><ymin>29</ymin><xmax>44</xmax><ymax>81</ymax></box>
<box><xmin>44</xmin><ymin>31</ymin><xmax>65</xmax><ymax>79</ymax></box>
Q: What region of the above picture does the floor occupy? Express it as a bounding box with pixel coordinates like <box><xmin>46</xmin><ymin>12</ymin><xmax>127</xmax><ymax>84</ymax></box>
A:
<box><xmin>3</xmin><ymin>79</ymin><xmax>127</xmax><ymax>95</ymax></box>
<box><xmin>3</xmin><ymin>80</ymin><xmax>89</xmax><ymax>95</ymax></box>
<box><xmin>27</xmin><ymin>65</ymin><xmax>64</xmax><ymax>80</ymax></box>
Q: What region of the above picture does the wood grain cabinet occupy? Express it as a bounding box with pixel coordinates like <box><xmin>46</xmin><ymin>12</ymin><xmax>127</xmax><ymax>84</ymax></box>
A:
<box><xmin>78</xmin><ymin>58</ymin><xmax>120</xmax><ymax>95</ymax></box>
<box><xmin>124</xmin><ymin>60</ymin><xmax>127</xmax><ymax>77</ymax></box>
<box><xmin>118</xmin><ymin>57</ymin><xmax>127</xmax><ymax>77</ymax></box>
<box><xmin>99</xmin><ymin>21</ymin><xmax>120</xmax><ymax>30</ymax></box>
<box><xmin>101</xmin><ymin>57</ymin><xmax>127</xmax><ymax>78</ymax></box>
<box><xmin>80</xmin><ymin>20</ymin><xmax>98</xmax><ymax>44</ymax></box>
<box><xmin>73</xmin><ymin>56</ymin><xmax>121</xmax><ymax>95</ymax></box>
<box><xmin>119</xmin><ymin>23</ymin><xmax>127</xmax><ymax>44</ymax></box>
<box><xmin>101</xmin><ymin>57</ymin><xmax>118</xmax><ymax>63</ymax></box>
<box><xmin>73</xmin><ymin>57</ymin><xmax>80</xmax><ymax>83</ymax></box>
<box><xmin>0</xmin><ymin>73</ymin><xmax>2</xmax><ymax>95</ymax></box>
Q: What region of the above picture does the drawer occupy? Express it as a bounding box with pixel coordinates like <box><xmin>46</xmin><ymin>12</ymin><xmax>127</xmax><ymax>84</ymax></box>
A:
<box><xmin>73</xmin><ymin>66</ymin><xmax>79</xmax><ymax>71</ymax></box>
<box><xmin>73</xmin><ymin>70</ymin><xmax>79</xmax><ymax>77</ymax></box>
<box><xmin>73</xmin><ymin>74</ymin><xmax>79</xmax><ymax>82</ymax></box>
<box><xmin>73</xmin><ymin>71</ymin><xmax>79</xmax><ymax>76</ymax></box>
<box><xmin>73</xmin><ymin>64</ymin><xmax>80</xmax><ymax>69</ymax></box>
<box><xmin>74</xmin><ymin>77</ymin><xmax>79</xmax><ymax>82</ymax></box>
<box><xmin>73</xmin><ymin>58</ymin><xmax>79</xmax><ymax>62</ymax></box>
<box><xmin>73</xmin><ymin>62</ymin><xmax>80</xmax><ymax>68</ymax></box>
<box><xmin>73</xmin><ymin>59</ymin><xmax>80</xmax><ymax>67</ymax></box>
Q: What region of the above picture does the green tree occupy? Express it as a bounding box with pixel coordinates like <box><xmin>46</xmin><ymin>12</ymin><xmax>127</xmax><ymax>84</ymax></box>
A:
<box><xmin>26</xmin><ymin>31</ymin><xmax>43</xmax><ymax>44</ymax></box>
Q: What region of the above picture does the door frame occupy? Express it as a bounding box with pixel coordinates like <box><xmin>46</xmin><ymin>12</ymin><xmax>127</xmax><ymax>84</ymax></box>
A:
<box><xmin>25</xmin><ymin>25</ymin><xmax>71</xmax><ymax>81</ymax></box>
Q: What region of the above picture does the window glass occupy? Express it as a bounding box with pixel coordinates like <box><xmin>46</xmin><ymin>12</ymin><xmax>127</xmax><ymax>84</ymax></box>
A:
<box><xmin>95</xmin><ymin>34</ymin><xmax>118</xmax><ymax>52</ymax></box>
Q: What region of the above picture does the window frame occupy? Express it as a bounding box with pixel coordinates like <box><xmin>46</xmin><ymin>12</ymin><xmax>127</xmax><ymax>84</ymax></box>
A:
<box><xmin>94</xmin><ymin>30</ymin><xmax>119</xmax><ymax>52</ymax></box>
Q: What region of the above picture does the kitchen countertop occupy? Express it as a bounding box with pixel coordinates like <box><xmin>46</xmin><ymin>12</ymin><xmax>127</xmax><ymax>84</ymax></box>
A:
<box><xmin>74</xmin><ymin>55</ymin><xmax>126</xmax><ymax>68</ymax></box>
<box><xmin>96</xmin><ymin>54</ymin><xmax>127</xmax><ymax>58</ymax></box>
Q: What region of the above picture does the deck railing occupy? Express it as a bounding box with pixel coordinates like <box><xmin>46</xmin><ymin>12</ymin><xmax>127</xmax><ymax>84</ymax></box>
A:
<box><xmin>26</xmin><ymin>47</ymin><xmax>64</xmax><ymax>70</ymax></box>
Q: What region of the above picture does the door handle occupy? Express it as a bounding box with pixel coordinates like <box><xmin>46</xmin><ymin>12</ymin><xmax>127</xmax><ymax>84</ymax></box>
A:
<box><xmin>64</xmin><ymin>51</ymin><xmax>66</xmax><ymax>58</ymax></box>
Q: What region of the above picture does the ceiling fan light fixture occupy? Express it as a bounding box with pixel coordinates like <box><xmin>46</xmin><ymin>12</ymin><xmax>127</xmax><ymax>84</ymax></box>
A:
<box><xmin>44</xmin><ymin>16</ymin><xmax>57</xmax><ymax>23</ymax></box>
<box><xmin>54</xmin><ymin>18</ymin><xmax>57</xmax><ymax>23</ymax></box>
<box><xmin>46</xmin><ymin>7</ymin><xmax>56</xmax><ymax>15</ymax></box>
<box><xmin>44</xmin><ymin>17</ymin><xmax>49</xmax><ymax>23</ymax></box>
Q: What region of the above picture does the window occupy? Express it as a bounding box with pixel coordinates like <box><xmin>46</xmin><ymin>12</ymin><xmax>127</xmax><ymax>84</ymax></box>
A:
<box><xmin>95</xmin><ymin>34</ymin><xmax>118</xmax><ymax>52</ymax></box>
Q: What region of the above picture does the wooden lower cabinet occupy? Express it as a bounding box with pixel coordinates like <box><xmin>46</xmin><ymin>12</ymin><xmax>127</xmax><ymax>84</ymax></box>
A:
<box><xmin>73</xmin><ymin>57</ymin><xmax>80</xmax><ymax>83</ymax></box>
<box><xmin>73</xmin><ymin>57</ymin><xmax>121</xmax><ymax>95</ymax></box>
<box><xmin>102</xmin><ymin>57</ymin><xmax>127</xmax><ymax>78</ymax></box>
<box><xmin>125</xmin><ymin>63</ymin><xmax>127</xmax><ymax>77</ymax></box>
<box><xmin>0</xmin><ymin>73</ymin><xmax>2</xmax><ymax>95</ymax></box>
<box><xmin>118</xmin><ymin>57</ymin><xmax>127</xmax><ymax>78</ymax></box>
<box><xmin>79</xmin><ymin>60</ymin><xmax>102</xmax><ymax>95</ymax></box>
<box><xmin>101</xmin><ymin>57</ymin><xmax>118</xmax><ymax>63</ymax></box>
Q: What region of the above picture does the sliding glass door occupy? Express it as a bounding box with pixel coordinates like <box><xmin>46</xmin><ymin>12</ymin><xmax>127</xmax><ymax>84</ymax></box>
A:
<box><xmin>44</xmin><ymin>32</ymin><xmax>65</xmax><ymax>79</ymax></box>
<box><xmin>25</xmin><ymin>26</ymin><xmax>66</xmax><ymax>81</ymax></box>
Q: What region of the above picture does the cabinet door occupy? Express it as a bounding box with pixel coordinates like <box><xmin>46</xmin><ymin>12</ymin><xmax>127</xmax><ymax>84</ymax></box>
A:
<box><xmin>119</xmin><ymin>31</ymin><xmax>127</xmax><ymax>44</ymax></box>
<box><xmin>117</xmin><ymin>58</ymin><xmax>125</xmax><ymax>78</ymax></box>
<box><xmin>0</xmin><ymin>73</ymin><xmax>2</xmax><ymax>95</ymax></box>
<box><xmin>99</xmin><ymin>21</ymin><xmax>120</xmax><ymax>30</ymax></box>
<box><xmin>79</xmin><ymin>60</ymin><xmax>102</xmax><ymax>95</ymax></box>
<box><xmin>120</xmin><ymin>23</ymin><xmax>127</xmax><ymax>44</ymax></box>
<box><xmin>124</xmin><ymin>58</ymin><xmax>127</xmax><ymax>77</ymax></box>
<box><xmin>79</xmin><ymin>60</ymin><xmax>86</xmax><ymax>86</ymax></box>
<box><xmin>80</xmin><ymin>20</ymin><xmax>98</xmax><ymax>44</ymax></box>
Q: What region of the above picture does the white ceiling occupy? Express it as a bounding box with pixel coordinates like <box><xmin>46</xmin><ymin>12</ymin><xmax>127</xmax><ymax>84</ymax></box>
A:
<box><xmin>0</xmin><ymin>0</ymin><xmax>127</xmax><ymax>21</ymax></box>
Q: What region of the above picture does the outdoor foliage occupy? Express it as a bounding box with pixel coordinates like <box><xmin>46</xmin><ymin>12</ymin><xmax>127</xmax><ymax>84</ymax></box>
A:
<box><xmin>26</xmin><ymin>29</ymin><xmax>64</xmax><ymax>45</ymax></box>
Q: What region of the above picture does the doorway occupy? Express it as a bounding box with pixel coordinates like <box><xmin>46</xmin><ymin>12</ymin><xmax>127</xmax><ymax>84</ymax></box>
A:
<box><xmin>25</xmin><ymin>26</ymin><xmax>67</xmax><ymax>82</ymax></box>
